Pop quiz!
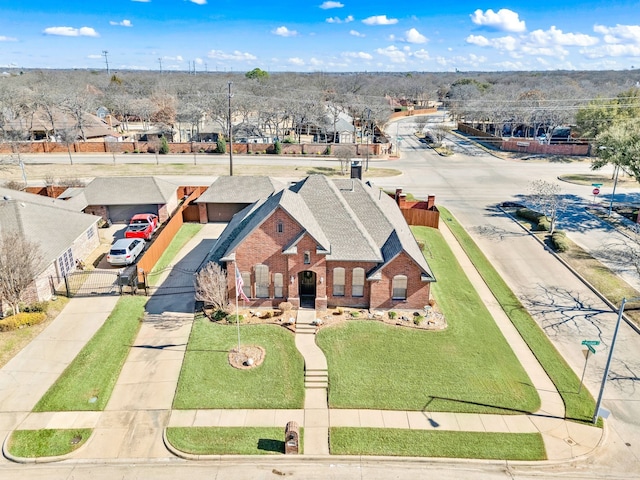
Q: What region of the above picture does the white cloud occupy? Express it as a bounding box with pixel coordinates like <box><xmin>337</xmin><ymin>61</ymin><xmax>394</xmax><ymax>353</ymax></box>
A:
<box><xmin>466</xmin><ymin>34</ymin><xmax>491</xmax><ymax>47</ymax></box>
<box><xmin>582</xmin><ymin>43</ymin><xmax>640</xmax><ymax>58</ymax></box>
<box><xmin>190</xmin><ymin>0</ymin><xmax>207</xmax><ymax>4</ymax></box>
<box><xmin>195</xmin><ymin>57</ymin><xmax>204</xmax><ymax>65</ymax></box>
<box><xmin>0</xmin><ymin>36</ymin><xmax>17</xmax><ymax>42</ymax></box>
<box><xmin>43</xmin><ymin>26</ymin><xmax>99</xmax><ymax>37</ymax></box>
<box><xmin>288</xmin><ymin>57</ymin><xmax>305</xmax><ymax>66</ymax></box>
<box><xmin>375</xmin><ymin>45</ymin><xmax>406</xmax><ymax>62</ymax></box>
<box><xmin>310</xmin><ymin>57</ymin><xmax>324</xmax><ymax>66</ymax></box>
<box><xmin>320</xmin><ymin>1</ymin><xmax>343</xmax><ymax>8</ymax></box>
<box><xmin>87</xmin><ymin>54</ymin><xmax>102</xmax><ymax>59</ymax></box>
<box><xmin>466</xmin><ymin>34</ymin><xmax>518</xmax><ymax>51</ymax></box>
<box><xmin>326</xmin><ymin>15</ymin><xmax>353</xmax><ymax>23</ymax></box>
<box><xmin>207</xmin><ymin>49</ymin><xmax>257</xmax><ymax>61</ymax></box>
<box><xmin>405</xmin><ymin>28</ymin><xmax>427</xmax><ymax>44</ymax></box>
<box><xmin>342</xmin><ymin>51</ymin><xmax>373</xmax><ymax>60</ymax></box>
<box><xmin>362</xmin><ymin>15</ymin><xmax>398</xmax><ymax>26</ymax></box>
<box><xmin>109</xmin><ymin>19</ymin><xmax>133</xmax><ymax>27</ymax></box>
<box><xmin>350</xmin><ymin>30</ymin><xmax>364</xmax><ymax>37</ymax></box>
<box><xmin>131</xmin><ymin>0</ymin><xmax>150</xmax><ymax>2</ymax></box>
<box><xmin>412</xmin><ymin>49</ymin><xmax>430</xmax><ymax>60</ymax></box>
<box><xmin>470</xmin><ymin>9</ymin><xmax>525</xmax><ymax>33</ymax></box>
<box><xmin>528</xmin><ymin>26</ymin><xmax>598</xmax><ymax>47</ymax></box>
<box><xmin>273</xmin><ymin>26</ymin><xmax>298</xmax><ymax>37</ymax></box>
<box><xmin>594</xmin><ymin>24</ymin><xmax>640</xmax><ymax>44</ymax></box>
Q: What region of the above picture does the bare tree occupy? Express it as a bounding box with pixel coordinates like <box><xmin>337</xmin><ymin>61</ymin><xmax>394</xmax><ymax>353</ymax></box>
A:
<box><xmin>333</xmin><ymin>145</ymin><xmax>353</xmax><ymax>175</ymax></box>
<box><xmin>0</xmin><ymin>232</ymin><xmax>43</xmax><ymax>314</ymax></box>
<box><xmin>528</xmin><ymin>180</ymin><xmax>563</xmax><ymax>234</ymax></box>
<box><xmin>194</xmin><ymin>262</ymin><xmax>228</xmax><ymax>311</ymax></box>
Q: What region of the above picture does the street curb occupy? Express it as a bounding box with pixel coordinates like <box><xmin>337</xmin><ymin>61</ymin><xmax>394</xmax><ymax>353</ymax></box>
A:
<box><xmin>498</xmin><ymin>206</ymin><xmax>640</xmax><ymax>335</ymax></box>
<box><xmin>1</xmin><ymin>429</ymin><xmax>89</xmax><ymax>464</ymax></box>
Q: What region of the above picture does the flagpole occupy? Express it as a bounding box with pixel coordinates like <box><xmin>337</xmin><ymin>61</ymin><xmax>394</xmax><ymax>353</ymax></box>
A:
<box><xmin>235</xmin><ymin>278</ymin><xmax>241</xmax><ymax>354</ymax></box>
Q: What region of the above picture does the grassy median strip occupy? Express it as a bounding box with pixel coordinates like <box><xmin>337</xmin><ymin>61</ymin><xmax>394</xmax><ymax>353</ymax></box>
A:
<box><xmin>8</xmin><ymin>429</ymin><xmax>92</xmax><ymax>458</ymax></box>
<box><xmin>330</xmin><ymin>428</ymin><xmax>546</xmax><ymax>460</ymax></box>
<box><xmin>166</xmin><ymin>427</ymin><xmax>303</xmax><ymax>455</ymax></box>
<box><xmin>33</xmin><ymin>296</ymin><xmax>147</xmax><ymax>412</ymax></box>
<box><xmin>174</xmin><ymin>321</ymin><xmax>304</xmax><ymax>409</ymax></box>
<box><xmin>318</xmin><ymin>226</ymin><xmax>539</xmax><ymax>414</ymax></box>
<box><xmin>437</xmin><ymin>207</ymin><xmax>596</xmax><ymax>423</ymax></box>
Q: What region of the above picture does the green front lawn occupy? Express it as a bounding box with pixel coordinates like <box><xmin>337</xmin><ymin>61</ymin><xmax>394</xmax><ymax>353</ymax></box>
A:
<box><xmin>166</xmin><ymin>427</ymin><xmax>302</xmax><ymax>455</ymax></box>
<box><xmin>173</xmin><ymin>321</ymin><xmax>304</xmax><ymax>409</ymax></box>
<box><xmin>330</xmin><ymin>428</ymin><xmax>546</xmax><ymax>460</ymax></box>
<box><xmin>7</xmin><ymin>429</ymin><xmax>92</xmax><ymax>458</ymax></box>
<box><xmin>33</xmin><ymin>296</ymin><xmax>146</xmax><ymax>412</ymax></box>
<box><xmin>317</xmin><ymin>226</ymin><xmax>540</xmax><ymax>414</ymax></box>
<box><xmin>438</xmin><ymin>207</ymin><xmax>596</xmax><ymax>422</ymax></box>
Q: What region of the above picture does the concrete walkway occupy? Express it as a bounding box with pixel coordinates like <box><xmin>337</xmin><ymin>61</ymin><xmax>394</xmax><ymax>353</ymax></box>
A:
<box><xmin>1</xmin><ymin>220</ymin><xmax>604</xmax><ymax>463</ymax></box>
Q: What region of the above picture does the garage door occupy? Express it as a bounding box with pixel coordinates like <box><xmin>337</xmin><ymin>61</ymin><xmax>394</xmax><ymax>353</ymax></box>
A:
<box><xmin>108</xmin><ymin>204</ymin><xmax>159</xmax><ymax>223</ymax></box>
<box><xmin>206</xmin><ymin>203</ymin><xmax>249</xmax><ymax>222</ymax></box>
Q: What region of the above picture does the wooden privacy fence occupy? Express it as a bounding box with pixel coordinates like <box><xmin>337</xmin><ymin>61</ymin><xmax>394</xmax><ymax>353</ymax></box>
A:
<box><xmin>401</xmin><ymin>206</ymin><xmax>440</xmax><ymax>228</ymax></box>
<box><xmin>135</xmin><ymin>186</ymin><xmax>206</xmax><ymax>282</ymax></box>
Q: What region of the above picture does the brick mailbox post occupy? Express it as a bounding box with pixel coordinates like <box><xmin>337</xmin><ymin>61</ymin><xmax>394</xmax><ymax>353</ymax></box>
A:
<box><xmin>284</xmin><ymin>421</ymin><xmax>300</xmax><ymax>454</ymax></box>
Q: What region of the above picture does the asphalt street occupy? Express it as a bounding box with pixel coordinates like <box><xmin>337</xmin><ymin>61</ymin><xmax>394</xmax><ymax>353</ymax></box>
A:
<box><xmin>5</xmin><ymin>117</ymin><xmax>640</xmax><ymax>478</ymax></box>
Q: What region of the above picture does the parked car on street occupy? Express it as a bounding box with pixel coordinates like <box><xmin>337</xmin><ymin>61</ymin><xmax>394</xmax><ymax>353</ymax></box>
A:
<box><xmin>124</xmin><ymin>213</ymin><xmax>159</xmax><ymax>240</ymax></box>
<box><xmin>107</xmin><ymin>238</ymin><xmax>146</xmax><ymax>266</ymax></box>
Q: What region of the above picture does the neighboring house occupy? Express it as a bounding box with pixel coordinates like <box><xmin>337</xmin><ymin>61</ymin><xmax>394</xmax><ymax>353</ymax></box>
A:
<box><xmin>195</xmin><ymin>176</ymin><xmax>285</xmax><ymax>222</ymax></box>
<box><xmin>0</xmin><ymin>187</ymin><xmax>100</xmax><ymax>313</ymax></box>
<box><xmin>204</xmin><ymin>175</ymin><xmax>435</xmax><ymax>310</ymax></box>
<box><xmin>78</xmin><ymin>176</ymin><xmax>180</xmax><ymax>224</ymax></box>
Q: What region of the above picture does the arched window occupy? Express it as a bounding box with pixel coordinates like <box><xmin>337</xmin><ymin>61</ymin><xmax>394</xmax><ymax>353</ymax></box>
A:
<box><xmin>241</xmin><ymin>271</ymin><xmax>251</xmax><ymax>299</ymax></box>
<box><xmin>255</xmin><ymin>264</ymin><xmax>270</xmax><ymax>298</ymax></box>
<box><xmin>274</xmin><ymin>273</ymin><xmax>283</xmax><ymax>298</ymax></box>
<box><xmin>352</xmin><ymin>267</ymin><xmax>365</xmax><ymax>297</ymax></box>
<box><xmin>276</xmin><ymin>221</ymin><xmax>284</xmax><ymax>234</ymax></box>
<box><xmin>392</xmin><ymin>275</ymin><xmax>408</xmax><ymax>300</ymax></box>
<box><xmin>333</xmin><ymin>267</ymin><xmax>345</xmax><ymax>296</ymax></box>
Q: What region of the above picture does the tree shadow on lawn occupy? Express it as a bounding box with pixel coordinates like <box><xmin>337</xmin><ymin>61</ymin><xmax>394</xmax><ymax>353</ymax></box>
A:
<box><xmin>257</xmin><ymin>438</ymin><xmax>285</xmax><ymax>453</ymax></box>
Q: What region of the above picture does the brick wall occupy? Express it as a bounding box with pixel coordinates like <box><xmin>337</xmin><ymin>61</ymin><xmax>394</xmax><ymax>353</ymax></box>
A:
<box><xmin>227</xmin><ymin>206</ymin><xmax>429</xmax><ymax>310</ymax></box>
<box><xmin>84</xmin><ymin>205</ymin><xmax>109</xmax><ymax>222</ymax></box>
<box><xmin>369</xmin><ymin>252</ymin><xmax>430</xmax><ymax>309</ymax></box>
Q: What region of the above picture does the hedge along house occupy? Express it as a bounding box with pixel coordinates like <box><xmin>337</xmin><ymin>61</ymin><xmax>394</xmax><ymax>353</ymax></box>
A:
<box><xmin>204</xmin><ymin>175</ymin><xmax>435</xmax><ymax>311</ymax></box>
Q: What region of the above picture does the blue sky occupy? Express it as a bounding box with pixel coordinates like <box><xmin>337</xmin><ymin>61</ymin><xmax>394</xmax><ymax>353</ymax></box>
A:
<box><xmin>1</xmin><ymin>1</ymin><xmax>639</xmax><ymax>72</ymax></box>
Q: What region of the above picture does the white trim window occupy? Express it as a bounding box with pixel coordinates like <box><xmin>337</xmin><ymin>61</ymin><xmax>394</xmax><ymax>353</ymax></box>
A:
<box><xmin>255</xmin><ymin>264</ymin><xmax>270</xmax><ymax>298</ymax></box>
<box><xmin>352</xmin><ymin>267</ymin><xmax>365</xmax><ymax>297</ymax></box>
<box><xmin>241</xmin><ymin>271</ymin><xmax>251</xmax><ymax>299</ymax></box>
<box><xmin>333</xmin><ymin>267</ymin><xmax>345</xmax><ymax>296</ymax></box>
<box><xmin>274</xmin><ymin>273</ymin><xmax>284</xmax><ymax>298</ymax></box>
<box><xmin>392</xmin><ymin>275</ymin><xmax>408</xmax><ymax>300</ymax></box>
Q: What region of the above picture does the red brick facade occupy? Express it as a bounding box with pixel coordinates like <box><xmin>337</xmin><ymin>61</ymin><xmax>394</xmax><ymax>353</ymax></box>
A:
<box><xmin>226</xmin><ymin>206</ymin><xmax>431</xmax><ymax>311</ymax></box>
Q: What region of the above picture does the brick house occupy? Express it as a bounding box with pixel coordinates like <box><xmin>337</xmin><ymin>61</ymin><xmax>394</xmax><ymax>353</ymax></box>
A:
<box><xmin>204</xmin><ymin>175</ymin><xmax>435</xmax><ymax>310</ymax></box>
<box><xmin>0</xmin><ymin>187</ymin><xmax>100</xmax><ymax>315</ymax></box>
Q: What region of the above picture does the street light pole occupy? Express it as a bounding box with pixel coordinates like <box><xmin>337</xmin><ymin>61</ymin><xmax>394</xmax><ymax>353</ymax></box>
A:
<box><xmin>228</xmin><ymin>81</ymin><xmax>233</xmax><ymax>177</ymax></box>
<box><xmin>608</xmin><ymin>164</ymin><xmax>620</xmax><ymax>217</ymax></box>
<box><xmin>592</xmin><ymin>297</ymin><xmax>640</xmax><ymax>424</ymax></box>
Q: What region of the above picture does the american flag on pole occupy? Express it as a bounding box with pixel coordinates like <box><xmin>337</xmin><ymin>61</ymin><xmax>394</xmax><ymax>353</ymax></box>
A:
<box><xmin>235</xmin><ymin>265</ymin><xmax>250</xmax><ymax>302</ymax></box>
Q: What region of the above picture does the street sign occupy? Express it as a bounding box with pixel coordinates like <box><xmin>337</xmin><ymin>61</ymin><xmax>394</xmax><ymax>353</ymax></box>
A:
<box><xmin>586</xmin><ymin>344</ymin><xmax>596</xmax><ymax>354</ymax></box>
<box><xmin>582</xmin><ymin>340</ymin><xmax>600</xmax><ymax>346</ymax></box>
<box><xmin>591</xmin><ymin>183</ymin><xmax>603</xmax><ymax>187</ymax></box>
<box><xmin>592</xmin><ymin>188</ymin><xmax>600</xmax><ymax>195</ymax></box>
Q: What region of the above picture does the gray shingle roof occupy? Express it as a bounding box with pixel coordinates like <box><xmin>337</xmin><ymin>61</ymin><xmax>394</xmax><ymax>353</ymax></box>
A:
<box><xmin>204</xmin><ymin>175</ymin><xmax>435</xmax><ymax>281</ymax></box>
<box><xmin>0</xmin><ymin>186</ymin><xmax>79</xmax><ymax>211</ymax></box>
<box><xmin>196</xmin><ymin>176</ymin><xmax>285</xmax><ymax>204</ymax></box>
<box><xmin>83</xmin><ymin>176</ymin><xmax>177</xmax><ymax>205</ymax></box>
<box><xmin>0</xmin><ymin>197</ymin><xmax>100</xmax><ymax>272</ymax></box>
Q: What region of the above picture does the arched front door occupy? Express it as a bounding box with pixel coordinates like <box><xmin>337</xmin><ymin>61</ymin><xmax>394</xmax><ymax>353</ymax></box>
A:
<box><xmin>298</xmin><ymin>271</ymin><xmax>316</xmax><ymax>308</ymax></box>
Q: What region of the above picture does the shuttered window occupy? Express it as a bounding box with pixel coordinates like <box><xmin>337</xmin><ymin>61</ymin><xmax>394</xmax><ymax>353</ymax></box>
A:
<box><xmin>333</xmin><ymin>267</ymin><xmax>345</xmax><ymax>296</ymax></box>
<box><xmin>274</xmin><ymin>273</ymin><xmax>283</xmax><ymax>298</ymax></box>
<box><xmin>241</xmin><ymin>271</ymin><xmax>251</xmax><ymax>299</ymax></box>
<box><xmin>352</xmin><ymin>268</ymin><xmax>365</xmax><ymax>297</ymax></box>
<box><xmin>255</xmin><ymin>264</ymin><xmax>270</xmax><ymax>298</ymax></box>
<box><xmin>392</xmin><ymin>275</ymin><xmax>408</xmax><ymax>300</ymax></box>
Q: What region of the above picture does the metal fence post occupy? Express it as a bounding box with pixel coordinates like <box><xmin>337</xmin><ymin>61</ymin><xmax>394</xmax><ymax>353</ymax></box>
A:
<box><xmin>63</xmin><ymin>274</ymin><xmax>70</xmax><ymax>297</ymax></box>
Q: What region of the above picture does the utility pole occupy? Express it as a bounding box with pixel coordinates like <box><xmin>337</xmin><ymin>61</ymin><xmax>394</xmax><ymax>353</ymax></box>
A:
<box><xmin>228</xmin><ymin>82</ymin><xmax>234</xmax><ymax>177</ymax></box>
<box><xmin>102</xmin><ymin>50</ymin><xmax>110</xmax><ymax>75</ymax></box>
<box><xmin>158</xmin><ymin>58</ymin><xmax>162</xmax><ymax>74</ymax></box>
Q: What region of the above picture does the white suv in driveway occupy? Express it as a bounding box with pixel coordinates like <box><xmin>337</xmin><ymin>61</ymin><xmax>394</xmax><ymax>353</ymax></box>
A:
<box><xmin>107</xmin><ymin>238</ymin><xmax>146</xmax><ymax>266</ymax></box>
